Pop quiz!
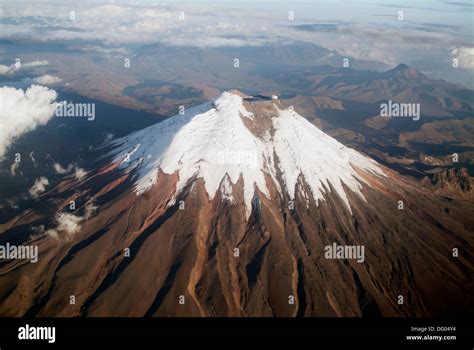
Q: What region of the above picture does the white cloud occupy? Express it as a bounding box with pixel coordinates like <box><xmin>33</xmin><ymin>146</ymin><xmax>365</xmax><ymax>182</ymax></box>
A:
<box><xmin>0</xmin><ymin>60</ymin><xmax>48</xmax><ymax>76</ymax></box>
<box><xmin>104</xmin><ymin>133</ymin><xmax>114</xmax><ymax>143</ymax></box>
<box><xmin>163</xmin><ymin>36</ymin><xmax>266</xmax><ymax>48</ymax></box>
<box><xmin>81</xmin><ymin>45</ymin><xmax>128</xmax><ymax>55</ymax></box>
<box><xmin>0</xmin><ymin>3</ymin><xmax>271</xmax><ymax>46</ymax></box>
<box><xmin>56</xmin><ymin>212</ymin><xmax>82</xmax><ymax>234</ymax></box>
<box><xmin>45</xmin><ymin>202</ymin><xmax>98</xmax><ymax>239</ymax></box>
<box><xmin>23</xmin><ymin>60</ymin><xmax>48</xmax><ymax>68</ymax></box>
<box><xmin>46</xmin><ymin>212</ymin><xmax>82</xmax><ymax>239</ymax></box>
<box><xmin>10</xmin><ymin>162</ymin><xmax>20</xmax><ymax>176</ymax></box>
<box><xmin>32</xmin><ymin>75</ymin><xmax>62</xmax><ymax>85</ymax></box>
<box><xmin>53</xmin><ymin>162</ymin><xmax>87</xmax><ymax>180</ymax></box>
<box><xmin>130</xmin><ymin>19</ymin><xmax>163</xmax><ymax>33</ymax></box>
<box><xmin>29</xmin><ymin>176</ymin><xmax>49</xmax><ymax>198</ymax></box>
<box><xmin>53</xmin><ymin>162</ymin><xmax>73</xmax><ymax>174</ymax></box>
<box><xmin>0</xmin><ymin>64</ymin><xmax>14</xmax><ymax>75</ymax></box>
<box><xmin>451</xmin><ymin>47</ymin><xmax>474</xmax><ymax>69</ymax></box>
<box><xmin>84</xmin><ymin>202</ymin><xmax>98</xmax><ymax>219</ymax></box>
<box><xmin>74</xmin><ymin>167</ymin><xmax>87</xmax><ymax>180</ymax></box>
<box><xmin>0</xmin><ymin>85</ymin><xmax>59</xmax><ymax>159</ymax></box>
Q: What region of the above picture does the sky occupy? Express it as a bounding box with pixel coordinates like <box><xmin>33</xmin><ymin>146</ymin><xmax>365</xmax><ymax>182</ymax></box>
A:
<box><xmin>0</xmin><ymin>0</ymin><xmax>472</xmax><ymax>74</ymax></box>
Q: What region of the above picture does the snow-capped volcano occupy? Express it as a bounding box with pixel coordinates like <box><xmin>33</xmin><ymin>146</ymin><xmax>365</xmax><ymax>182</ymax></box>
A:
<box><xmin>109</xmin><ymin>91</ymin><xmax>384</xmax><ymax>217</ymax></box>
<box><xmin>3</xmin><ymin>91</ymin><xmax>473</xmax><ymax>319</ymax></box>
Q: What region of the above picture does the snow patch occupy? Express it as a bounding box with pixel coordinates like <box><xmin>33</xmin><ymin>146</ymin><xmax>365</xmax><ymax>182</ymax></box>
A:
<box><xmin>271</xmin><ymin>106</ymin><xmax>383</xmax><ymax>213</ymax></box>
<box><xmin>220</xmin><ymin>174</ymin><xmax>235</xmax><ymax>204</ymax></box>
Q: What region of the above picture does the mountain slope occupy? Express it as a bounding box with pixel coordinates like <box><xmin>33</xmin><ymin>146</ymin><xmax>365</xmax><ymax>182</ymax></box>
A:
<box><xmin>320</xmin><ymin>65</ymin><xmax>472</xmax><ymax>117</ymax></box>
<box><xmin>280</xmin><ymin>64</ymin><xmax>472</xmax><ymax>118</ymax></box>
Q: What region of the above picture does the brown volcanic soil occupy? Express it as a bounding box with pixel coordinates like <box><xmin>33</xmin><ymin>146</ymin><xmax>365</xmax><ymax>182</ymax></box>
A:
<box><xmin>0</xmin><ymin>155</ymin><xmax>473</xmax><ymax>317</ymax></box>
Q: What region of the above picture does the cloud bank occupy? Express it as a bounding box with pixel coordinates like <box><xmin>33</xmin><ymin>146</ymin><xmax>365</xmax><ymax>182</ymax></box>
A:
<box><xmin>1</xmin><ymin>1</ymin><xmax>472</xmax><ymax>84</ymax></box>
<box><xmin>0</xmin><ymin>60</ymin><xmax>49</xmax><ymax>76</ymax></box>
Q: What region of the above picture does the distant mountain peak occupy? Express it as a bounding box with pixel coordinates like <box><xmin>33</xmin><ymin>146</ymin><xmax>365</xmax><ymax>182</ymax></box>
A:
<box><xmin>382</xmin><ymin>63</ymin><xmax>427</xmax><ymax>82</ymax></box>
<box><xmin>392</xmin><ymin>63</ymin><xmax>410</xmax><ymax>71</ymax></box>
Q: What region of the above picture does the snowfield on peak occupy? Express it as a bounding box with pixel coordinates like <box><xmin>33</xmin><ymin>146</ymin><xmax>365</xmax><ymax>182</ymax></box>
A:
<box><xmin>109</xmin><ymin>91</ymin><xmax>385</xmax><ymax>218</ymax></box>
